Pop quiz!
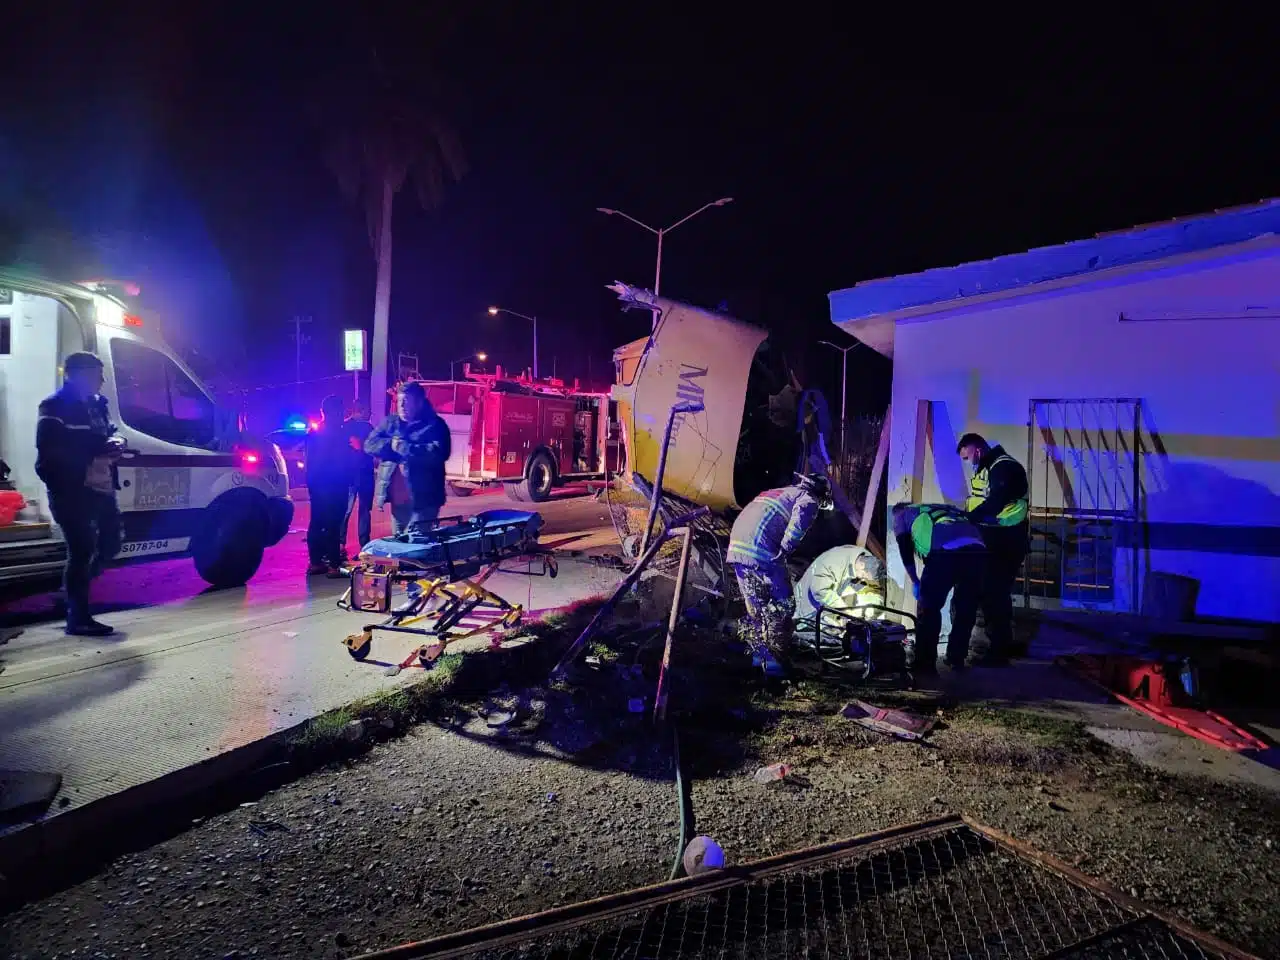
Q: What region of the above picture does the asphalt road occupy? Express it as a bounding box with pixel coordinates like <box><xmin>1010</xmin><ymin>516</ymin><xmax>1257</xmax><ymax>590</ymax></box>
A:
<box><xmin>0</xmin><ymin>485</ymin><xmax>616</xmax><ymax>627</ymax></box>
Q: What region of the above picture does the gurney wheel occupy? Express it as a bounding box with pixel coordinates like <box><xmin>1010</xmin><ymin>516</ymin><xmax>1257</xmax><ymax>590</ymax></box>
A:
<box><xmin>418</xmin><ymin>640</ymin><xmax>446</xmax><ymax>667</ymax></box>
<box><xmin>548</xmin><ymin>558</ymin><xmax>558</xmax><ymax>579</ymax></box>
<box><xmin>345</xmin><ymin>632</ymin><xmax>373</xmax><ymax>661</ymax></box>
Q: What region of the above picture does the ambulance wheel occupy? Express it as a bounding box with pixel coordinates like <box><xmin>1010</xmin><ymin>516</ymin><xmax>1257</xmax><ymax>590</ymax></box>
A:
<box><xmin>513</xmin><ymin>453</ymin><xmax>555</xmax><ymax>503</ymax></box>
<box><xmin>193</xmin><ymin>501</ymin><xmax>266</xmax><ymax>588</ymax></box>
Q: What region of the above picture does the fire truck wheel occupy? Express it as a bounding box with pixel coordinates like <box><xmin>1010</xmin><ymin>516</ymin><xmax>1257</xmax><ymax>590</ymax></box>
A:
<box><xmin>517</xmin><ymin>452</ymin><xmax>556</xmax><ymax>503</ymax></box>
<box><xmin>193</xmin><ymin>500</ymin><xmax>267</xmax><ymax>588</ymax></box>
<box><xmin>448</xmin><ymin>482</ymin><xmax>474</xmax><ymax>498</ymax></box>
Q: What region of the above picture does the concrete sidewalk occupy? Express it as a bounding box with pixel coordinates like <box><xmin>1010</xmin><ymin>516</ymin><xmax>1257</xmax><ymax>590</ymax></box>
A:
<box><xmin>0</xmin><ymin>519</ymin><xmax>623</xmax><ymax>865</ymax></box>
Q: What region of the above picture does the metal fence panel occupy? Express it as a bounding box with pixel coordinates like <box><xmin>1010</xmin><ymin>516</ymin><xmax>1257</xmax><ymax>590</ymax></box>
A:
<box><xmin>353</xmin><ymin>818</ymin><xmax>1252</xmax><ymax>960</ymax></box>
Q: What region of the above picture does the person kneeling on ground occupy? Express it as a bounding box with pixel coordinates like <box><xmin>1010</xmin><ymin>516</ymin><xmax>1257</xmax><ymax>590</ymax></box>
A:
<box><xmin>891</xmin><ymin>502</ymin><xmax>987</xmax><ymax>677</ymax></box>
<box><xmin>792</xmin><ymin>544</ymin><xmax>886</xmax><ymax>649</ymax></box>
<box><xmin>726</xmin><ymin>473</ymin><xmax>831</xmax><ymax>676</ymax></box>
<box><xmin>365</xmin><ymin>381</ymin><xmax>451</xmax><ymax>538</ymax></box>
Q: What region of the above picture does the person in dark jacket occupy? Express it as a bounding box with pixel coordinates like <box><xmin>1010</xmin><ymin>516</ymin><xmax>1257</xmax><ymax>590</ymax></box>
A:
<box><xmin>365</xmin><ymin>382</ymin><xmax>451</xmax><ymax>537</ymax></box>
<box><xmin>892</xmin><ymin>502</ymin><xmax>987</xmax><ymax>676</ymax></box>
<box><xmin>35</xmin><ymin>352</ymin><xmax>126</xmax><ymax>636</ymax></box>
<box><xmin>342</xmin><ymin>401</ymin><xmax>375</xmax><ymax>556</ymax></box>
<box><xmin>957</xmin><ymin>433</ymin><xmax>1030</xmax><ymax>665</ymax></box>
<box><xmin>305</xmin><ymin>395</ymin><xmax>355</xmax><ymax>575</ymax></box>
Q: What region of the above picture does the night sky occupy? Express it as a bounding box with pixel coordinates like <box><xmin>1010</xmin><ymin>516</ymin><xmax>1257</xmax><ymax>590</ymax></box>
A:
<box><xmin>1</xmin><ymin>4</ymin><xmax>1276</xmax><ymax>416</ymax></box>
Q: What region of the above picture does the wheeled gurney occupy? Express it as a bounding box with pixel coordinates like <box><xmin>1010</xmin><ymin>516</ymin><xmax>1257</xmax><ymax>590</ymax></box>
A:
<box><xmin>337</xmin><ymin>509</ymin><xmax>557</xmax><ymax>668</ymax></box>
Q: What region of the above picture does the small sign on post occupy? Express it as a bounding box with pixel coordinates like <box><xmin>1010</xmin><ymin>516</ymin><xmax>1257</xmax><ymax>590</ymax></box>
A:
<box><xmin>344</xmin><ymin>329</ymin><xmax>367</xmax><ymax>403</ymax></box>
<box><xmin>343</xmin><ymin>329</ymin><xmax>367</xmax><ymax>371</ymax></box>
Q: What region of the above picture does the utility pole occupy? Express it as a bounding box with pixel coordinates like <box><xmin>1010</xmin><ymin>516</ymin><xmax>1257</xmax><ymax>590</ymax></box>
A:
<box><xmin>818</xmin><ymin>340</ymin><xmax>858</xmax><ymax>458</ymax></box>
<box><xmin>288</xmin><ymin>316</ymin><xmax>312</xmax><ymax>404</ymax></box>
<box><xmin>487</xmin><ymin>307</ymin><xmax>539</xmax><ymax>379</ymax></box>
<box><xmin>596</xmin><ymin>198</ymin><xmax>734</xmax><ymax>328</ymax></box>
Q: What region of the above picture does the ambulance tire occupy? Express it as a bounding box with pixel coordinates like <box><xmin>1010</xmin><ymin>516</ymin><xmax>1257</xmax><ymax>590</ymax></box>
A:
<box><xmin>193</xmin><ymin>498</ymin><xmax>267</xmax><ymax>588</ymax></box>
<box><xmin>512</xmin><ymin>452</ymin><xmax>555</xmax><ymax>503</ymax></box>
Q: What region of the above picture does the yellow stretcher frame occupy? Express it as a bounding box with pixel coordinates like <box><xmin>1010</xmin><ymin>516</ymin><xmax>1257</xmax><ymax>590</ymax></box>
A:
<box><xmin>337</xmin><ymin>549</ymin><xmax>558</xmax><ymax>673</ymax></box>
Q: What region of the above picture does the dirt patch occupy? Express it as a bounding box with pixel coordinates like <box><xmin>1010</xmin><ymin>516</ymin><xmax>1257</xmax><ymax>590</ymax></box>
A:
<box><xmin>4</xmin><ymin>609</ymin><xmax>1279</xmax><ymax>959</ymax></box>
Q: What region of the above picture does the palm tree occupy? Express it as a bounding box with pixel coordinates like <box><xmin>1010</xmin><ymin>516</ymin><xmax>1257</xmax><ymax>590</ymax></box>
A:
<box><xmin>317</xmin><ymin>51</ymin><xmax>466</xmax><ymax>413</ymax></box>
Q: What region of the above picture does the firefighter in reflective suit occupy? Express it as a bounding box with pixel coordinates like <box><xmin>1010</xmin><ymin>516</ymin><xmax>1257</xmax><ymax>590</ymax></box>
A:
<box><xmin>956</xmin><ymin>432</ymin><xmax>1030</xmax><ymax>665</ymax></box>
<box><xmin>792</xmin><ymin>544</ymin><xmax>886</xmax><ymax>648</ymax></box>
<box><xmin>726</xmin><ymin>474</ymin><xmax>830</xmax><ymax>674</ymax></box>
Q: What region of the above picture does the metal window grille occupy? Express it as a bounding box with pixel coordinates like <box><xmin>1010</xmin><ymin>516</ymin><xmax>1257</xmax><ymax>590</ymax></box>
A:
<box><xmin>1024</xmin><ymin>400</ymin><xmax>1142</xmax><ymax>614</ymax></box>
<box><xmin>353</xmin><ymin>817</ymin><xmax>1254</xmax><ymax>960</ymax></box>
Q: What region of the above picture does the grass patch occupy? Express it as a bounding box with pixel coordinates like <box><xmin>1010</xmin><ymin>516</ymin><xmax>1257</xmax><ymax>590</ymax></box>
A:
<box><xmin>286</xmin><ymin>597</ymin><xmax>629</xmax><ymax>760</ymax></box>
<box><xmin>948</xmin><ymin>703</ymin><xmax>1098</xmax><ymax>751</ymax></box>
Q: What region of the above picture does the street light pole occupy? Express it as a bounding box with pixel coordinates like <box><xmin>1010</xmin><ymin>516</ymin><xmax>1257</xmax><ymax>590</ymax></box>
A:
<box><xmin>487</xmin><ymin>307</ymin><xmax>538</xmax><ymax>379</ymax></box>
<box><xmin>596</xmin><ymin>198</ymin><xmax>734</xmax><ymax>326</ymax></box>
<box><xmin>818</xmin><ymin>340</ymin><xmax>858</xmax><ymax>457</ymax></box>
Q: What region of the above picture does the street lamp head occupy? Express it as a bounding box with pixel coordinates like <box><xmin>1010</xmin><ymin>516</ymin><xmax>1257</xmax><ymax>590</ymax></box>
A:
<box><xmin>714</xmin><ymin>197</ymin><xmax>734</xmax><ymax>206</ymax></box>
<box><xmin>487</xmin><ymin>306</ymin><xmax>499</xmax><ymax>316</ymax></box>
<box><xmin>476</xmin><ymin>352</ymin><xmax>487</xmax><ymax>362</ymax></box>
<box><xmin>596</xmin><ymin>207</ymin><xmax>616</xmax><ymax>215</ymax></box>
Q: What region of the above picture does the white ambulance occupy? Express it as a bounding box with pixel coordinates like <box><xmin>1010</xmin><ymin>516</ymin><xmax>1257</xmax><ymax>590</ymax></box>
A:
<box><xmin>0</xmin><ymin>270</ymin><xmax>294</xmax><ymax>589</ymax></box>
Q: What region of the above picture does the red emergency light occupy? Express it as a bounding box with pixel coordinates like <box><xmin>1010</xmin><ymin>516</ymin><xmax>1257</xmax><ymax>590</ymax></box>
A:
<box><xmin>123</xmin><ymin>314</ymin><xmax>143</xmax><ymax>328</ymax></box>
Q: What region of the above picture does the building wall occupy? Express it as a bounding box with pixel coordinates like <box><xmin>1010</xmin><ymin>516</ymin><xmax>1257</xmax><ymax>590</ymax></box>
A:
<box><xmin>876</xmin><ymin>250</ymin><xmax>1280</xmax><ymax>622</ymax></box>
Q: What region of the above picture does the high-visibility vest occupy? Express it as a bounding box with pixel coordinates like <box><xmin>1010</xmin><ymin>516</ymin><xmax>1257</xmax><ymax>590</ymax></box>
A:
<box><xmin>966</xmin><ymin>453</ymin><xmax>1029</xmax><ymax>527</ymax></box>
<box><xmin>909</xmin><ymin>505</ymin><xmax>984</xmax><ymax>559</ymax></box>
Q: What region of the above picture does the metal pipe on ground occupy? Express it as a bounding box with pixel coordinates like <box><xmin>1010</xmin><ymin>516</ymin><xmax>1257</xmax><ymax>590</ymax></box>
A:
<box><xmin>549</xmin><ymin>507</ymin><xmax>710</xmax><ymax>680</ymax></box>
<box><xmin>653</xmin><ymin>525</ymin><xmax>694</xmax><ymax>724</ymax></box>
<box><xmin>638</xmin><ymin>401</ymin><xmax>705</xmax><ymax>559</ymax></box>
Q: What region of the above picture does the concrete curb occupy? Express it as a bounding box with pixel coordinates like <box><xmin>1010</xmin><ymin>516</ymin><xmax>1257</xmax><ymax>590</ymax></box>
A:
<box><xmin>0</xmin><ymin>716</ymin><xmax>308</xmax><ymax>909</ymax></box>
<box><xmin>0</xmin><ymin>590</ymin><xmax>616</xmax><ymax>911</ymax></box>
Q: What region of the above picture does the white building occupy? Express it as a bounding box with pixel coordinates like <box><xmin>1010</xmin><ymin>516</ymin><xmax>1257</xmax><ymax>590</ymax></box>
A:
<box><xmin>829</xmin><ymin>201</ymin><xmax>1280</xmax><ymax>624</ymax></box>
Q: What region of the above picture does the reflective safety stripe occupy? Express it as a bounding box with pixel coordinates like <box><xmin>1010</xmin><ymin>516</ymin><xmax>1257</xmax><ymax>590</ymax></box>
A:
<box><xmin>909</xmin><ymin>505</ymin><xmax>980</xmax><ymax>558</ymax></box>
<box><xmin>967</xmin><ymin>453</ymin><xmax>1028</xmax><ymax>526</ymax></box>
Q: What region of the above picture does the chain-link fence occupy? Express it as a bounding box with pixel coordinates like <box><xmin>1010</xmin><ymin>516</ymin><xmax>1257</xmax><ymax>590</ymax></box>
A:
<box><xmin>353</xmin><ymin>817</ymin><xmax>1251</xmax><ymax>960</ymax></box>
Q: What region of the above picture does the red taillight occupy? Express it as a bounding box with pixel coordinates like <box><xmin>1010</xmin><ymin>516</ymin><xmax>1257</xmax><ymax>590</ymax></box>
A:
<box><xmin>123</xmin><ymin>314</ymin><xmax>144</xmax><ymax>327</ymax></box>
<box><xmin>242</xmin><ymin>452</ymin><xmax>260</xmax><ymax>465</ymax></box>
<box><xmin>308</xmin><ymin>419</ymin><xmax>320</xmax><ymax>430</ymax></box>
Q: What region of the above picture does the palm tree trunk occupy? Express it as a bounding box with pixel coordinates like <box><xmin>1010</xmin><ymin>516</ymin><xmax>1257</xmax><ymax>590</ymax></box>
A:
<box><xmin>369</xmin><ymin>173</ymin><xmax>395</xmax><ymax>416</ymax></box>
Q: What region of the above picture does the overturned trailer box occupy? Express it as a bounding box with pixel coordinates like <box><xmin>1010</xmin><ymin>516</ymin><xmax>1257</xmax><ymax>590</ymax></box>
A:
<box><xmin>608</xmin><ymin>283</ymin><xmax>803</xmax><ymax>514</ymax></box>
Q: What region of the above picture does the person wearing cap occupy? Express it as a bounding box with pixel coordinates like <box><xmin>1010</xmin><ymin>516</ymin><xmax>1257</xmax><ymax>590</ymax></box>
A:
<box><xmin>891</xmin><ymin>502</ymin><xmax>986</xmax><ymax>676</ymax></box>
<box><xmin>726</xmin><ymin>473</ymin><xmax>830</xmax><ymax>672</ymax></box>
<box><xmin>956</xmin><ymin>432</ymin><xmax>1030</xmax><ymax>665</ymax></box>
<box><xmin>35</xmin><ymin>352</ymin><xmax>127</xmax><ymax>636</ymax></box>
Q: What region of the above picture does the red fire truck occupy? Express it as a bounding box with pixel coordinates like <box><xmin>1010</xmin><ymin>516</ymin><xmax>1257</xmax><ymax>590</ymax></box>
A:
<box><xmin>410</xmin><ymin>366</ymin><xmax>624</xmax><ymax>502</ymax></box>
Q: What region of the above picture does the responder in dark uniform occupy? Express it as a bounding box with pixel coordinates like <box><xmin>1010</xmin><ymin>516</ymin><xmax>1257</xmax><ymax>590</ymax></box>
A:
<box><xmin>305</xmin><ymin>395</ymin><xmax>356</xmax><ymax>576</ymax></box>
<box><xmin>956</xmin><ymin>433</ymin><xmax>1030</xmax><ymax>665</ymax></box>
<box><xmin>892</xmin><ymin>502</ymin><xmax>986</xmax><ymax>676</ymax></box>
<box><xmin>365</xmin><ymin>382</ymin><xmax>451</xmax><ymax>538</ymax></box>
<box><xmin>342</xmin><ymin>400</ymin><xmax>376</xmax><ymax>557</ymax></box>
<box><xmin>35</xmin><ymin>352</ymin><xmax>126</xmax><ymax>636</ymax></box>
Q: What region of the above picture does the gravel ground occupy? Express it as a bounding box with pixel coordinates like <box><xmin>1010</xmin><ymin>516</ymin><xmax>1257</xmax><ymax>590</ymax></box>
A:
<box><xmin>4</xmin><ymin>616</ymin><xmax>1280</xmax><ymax>960</ymax></box>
